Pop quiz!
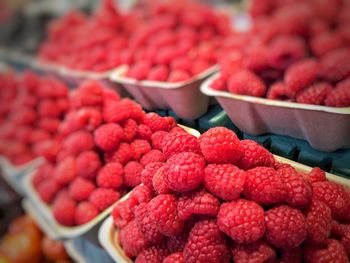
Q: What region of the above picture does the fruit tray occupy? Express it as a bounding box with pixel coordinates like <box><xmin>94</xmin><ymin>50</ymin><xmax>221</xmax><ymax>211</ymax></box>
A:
<box><xmin>109</xmin><ymin>65</ymin><xmax>218</xmax><ymax>120</ymax></box>
<box><xmin>201</xmin><ymin>73</ymin><xmax>350</xmax><ymax>152</ymax></box>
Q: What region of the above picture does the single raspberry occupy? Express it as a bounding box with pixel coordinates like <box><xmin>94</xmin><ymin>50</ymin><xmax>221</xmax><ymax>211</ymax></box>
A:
<box><xmin>97</xmin><ymin>162</ymin><xmax>123</xmax><ymax>189</ymax></box>
<box><xmin>171</xmin><ymin>56</ymin><xmax>193</xmax><ymax>72</ymax></box>
<box><xmin>239</xmin><ymin>140</ymin><xmax>275</xmax><ymax>170</ymax></box>
<box><xmin>199</xmin><ymin>127</ymin><xmax>243</xmax><ymax>164</ymax></box>
<box><xmin>130</xmin><ymin>139</ymin><xmax>151</xmax><ymax>161</ymax></box>
<box><xmin>32</xmin><ymin>163</ymin><xmax>54</xmax><ymax>188</ymax></box>
<box><xmin>151</xmin><ymin>131</ymin><xmax>168</xmax><ymax>150</ymax></box>
<box><xmin>167</xmin><ymin>232</ymin><xmax>188</xmax><ymax>253</ymax></box>
<box><xmin>306</xmin><ymin>199</ymin><xmax>332</xmax><ymax>244</ymax></box>
<box><xmin>163</xmin><ymin>252</ymin><xmax>183</xmax><ymax>263</ymax></box>
<box><xmin>191</xmin><ymin>59</ymin><xmax>212</xmax><ymax>76</ymax></box>
<box><xmin>68</xmin><ymin>177</ymin><xmax>96</xmax><ymax>202</ymax></box>
<box><xmin>148</xmin><ymin>194</ymin><xmax>184</xmax><ymax>236</ymax></box>
<box><xmin>52</xmin><ymin>195</ymin><xmax>77</xmax><ymax>226</ymax></box>
<box><xmin>313</xmin><ymin>181</ymin><xmax>348</xmax><ymax>221</ymax></box>
<box><xmin>204</xmin><ymin>164</ymin><xmax>246</xmax><ymax>201</ymax></box>
<box><xmin>183</xmin><ymin>219</ymin><xmax>231</xmax><ymax>263</ymax></box>
<box><xmin>119</xmin><ymin>220</ymin><xmax>150</xmax><ymax>258</ymax></box>
<box><xmin>210</xmin><ymin>76</ymin><xmax>227</xmax><ymax>91</ymax></box>
<box><xmin>112</xmin><ymin>198</ymin><xmax>138</xmax><ymax>228</ymax></box>
<box><xmin>33</xmin><ymin>139</ymin><xmax>62</xmax><ymax>163</ymax></box>
<box><xmin>142</xmin><ymin>113</ymin><xmax>170</xmax><ymax>132</ymax></box>
<box><xmin>127</xmin><ymin>61</ymin><xmax>152</xmax><ymax>80</ymax></box>
<box><xmin>141</xmin><ymin>162</ymin><xmax>164</xmax><ymax>189</ymax></box>
<box><xmin>139</xmin><ymin>149</ymin><xmax>165</xmax><ymax>167</ymax></box>
<box><xmin>103</xmin><ymin>88</ymin><xmax>120</xmax><ymax>102</ymax></box>
<box><xmin>278</xmin><ymin>166</ymin><xmax>312</xmax><ymax>209</ymax></box>
<box><xmin>134</xmin><ymin>203</ymin><xmax>164</xmax><ymax>244</ymax></box>
<box><xmin>56</xmin><ymin>97</ymin><xmax>69</xmax><ymax>113</ymax></box>
<box><xmin>76</xmin><ymin>151</ymin><xmax>101</xmax><ymax>180</ymax></box>
<box><xmin>38</xmin><ymin>99</ymin><xmax>62</xmax><ymax>118</ymax></box>
<box><xmin>168</xmin><ymin>70</ymin><xmax>191</xmax><ymax>82</ymax></box>
<box><xmin>232</xmin><ymin>241</ymin><xmax>276</xmax><ymax>263</ymax></box>
<box><xmin>38</xmin><ymin>118</ymin><xmax>61</xmax><ymax>134</ymax></box>
<box><xmin>169</xmin><ymin>126</ymin><xmax>186</xmax><ymax>134</ymax></box>
<box><xmin>122</xmin><ymin>119</ymin><xmax>138</xmax><ymax>143</ymax></box>
<box><xmin>89</xmin><ymin>188</ymin><xmax>120</xmax><ymax>211</ymax></box>
<box><xmin>129</xmin><ymin>184</ymin><xmax>154</xmax><ymax>204</ymax></box>
<box><xmin>37</xmin><ymin>179</ymin><xmax>61</xmax><ymax>204</ymax></box>
<box><xmin>218</xmin><ymin>199</ymin><xmax>265</xmax><ymax>243</ymax></box>
<box><xmin>74</xmin><ymin>107</ymin><xmax>102</xmax><ymax>131</ymax></box>
<box><xmin>265</xmin><ymin>205</ymin><xmax>307</xmax><ymax>249</ymax></box>
<box><xmin>104</xmin><ymin>143</ymin><xmax>133</xmax><ymax>165</ymax></box>
<box><xmin>9</xmin><ymin>108</ymin><xmax>36</xmax><ymax>125</ymax></box>
<box><xmin>325</xmin><ymin>78</ymin><xmax>350</xmax><ymax>107</ymax></box>
<box><xmin>69</xmin><ymin>80</ymin><xmax>103</xmax><ymax>109</ymax></box>
<box><xmin>63</xmin><ymin>131</ymin><xmax>95</xmax><ymax>156</ymax></box>
<box><xmin>227</xmin><ymin>70</ymin><xmax>266</xmax><ymax>97</ymax></box>
<box><xmin>103</xmin><ymin>98</ymin><xmax>145</xmax><ymax>123</ymax></box>
<box><xmin>75</xmin><ymin>201</ymin><xmax>99</xmax><ymax>225</ymax></box>
<box><xmin>152</xmin><ymin>165</ymin><xmax>173</xmax><ymax>194</ymax></box>
<box><xmin>135</xmin><ymin>245</ymin><xmax>169</xmax><ymax>263</ymax></box>
<box><xmin>53</xmin><ymin>156</ymin><xmax>77</xmax><ymax>185</ymax></box>
<box><xmin>307</xmin><ymin>167</ymin><xmax>327</xmax><ymax>183</ymax></box>
<box><xmin>94</xmin><ymin>123</ymin><xmax>123</xmax><ymax>151</ymax></box>
<box><xmin>148</xmin><ymin>65</ymin><xmax>169</xmax><ymax>81</ymax></box>
<box><xmin>266</xmin><ymin>81</ymin><xmax>296</xmax><ymax>101</ymax></box>
<box><xmin>123</xmin><ymin>161</ymin><xmax>144</xmax><ymax>188</ymax></box>
<box><xmin>296</xmin><ymin>82</ymin><xmax>333</xmax><ymax>105</ymax></box>
<box><xmin>136</xmin><ymin>124</ymin><xmax>153</xmax><ymax>142</ymax></box>
<box><xmin>319</xmin><ymin>49</ymin><xmax>350</xmax><ymax>82</ymax></box>
<box><xmin>161</xmin><ymin>132</ymin><xmax>200</xmax><ymax>158</ymax></box>
<box><xmin>164</xmin><ymin>152</ymin><xmax>205</xmax><ymax>192</ymax></box>
<box><xmin>244</xmin><ymin>167</ymin><xmax>286</xmax><ymax>206</ymax></box>
<box><xmin>304</xmin><ymin>239</ymin><xmax>348</xmax><ymax>263</ymax></box>
<box><xmin>310</xmin><ymin>32</ymin><xmax>344</xmax><ymax>57</ymax></box>
<box><xmin>29</xmin><ymin>129</ymin><xmax>51</xmax><ymax>144</ymax></box>
<box><xmin>37</xmin><ymin>77</ymin><xmax>69</xmax><ymax>98</ymax></box>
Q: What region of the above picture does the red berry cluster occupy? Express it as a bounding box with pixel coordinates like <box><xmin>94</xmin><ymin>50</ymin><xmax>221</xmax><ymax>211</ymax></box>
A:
<box><xmin>212</xmin><ymin>0</ymin><xmax>350</xmax><ymax>107</ymax></box>
<box><xmin>32</xmin><ymin>80</ymin><xmax>179</xmax><ymax>226</ymax></box>
<box><xmin>0</xmin><ymin>70</ymin><xmax>69</xmax><ymax>165</ymax></box>
<box><xmin>112</xmin><ymin>127</ymin><xmax>350</xmax><ymax>263</ymax></box>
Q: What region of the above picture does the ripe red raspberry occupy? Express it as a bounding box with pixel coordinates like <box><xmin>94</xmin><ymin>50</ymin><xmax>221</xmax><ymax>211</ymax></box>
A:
<box><xmin>94</xmin><ymin>123</ymin><xmax>123</xmax><ymax>151</ymax></box>
<box><xmin>310</xmin><ymin>32</ymin><xmax>344</xmax><ymax>57</ymax></box>
<box><xmin>29</xmin><ymin>129</ymin><xmax>51</xmax><ymax>144</ymax></box>
<box><xmin>191</xmin><ymin>59</ymin><xmax>211</xmax><ymax>76</ymax></box>
<box><xmin>210</xmin><ymin>76</ymin><xmax>226</xmax><ymax>91</ymax></box>
<box><xmin>148</xmin><ymin>65</ymin><xmax>169</xmax><ymax>81</ymax></box>
<box><xmin>306</xmin><ymin>200</ymin><xmax>332</xmax><ymax>244</ymax></box>
<box><xmin>97</xmin><ymin>162</ymin><xmax>123</xmax><ymax>189</ymax></box>
<box><xmin>9</xmin><ymin>108</ymin><xmax>36</xmax><ymax>125</ymax></box>
<box><xmin>75</xmin><ymin>201</ymin><xmax>99</xmax><ymax>225</ymax></box>
<box><xmin>227</xmin><ymin>70</ymin><xmax>266</xmax><ymax>97</ymax></box>
<box><xmin>168</xmin><ymin>70</ymin><xmax>191</xmax><ymax>82</ymax></box>
<box><xmin>161</xmin><ymin>132</ymin><xmax>200</xmax><ymax>158</ymax></box>
<box><xmin>164</xmin><ymin>152</ymin><xmax>205</xmax><ymax>192</ymax></box>
<box><xmin>244</xmin><ymin>167</ymin><xmax>286</xmax><ymax>206</ymax></box>
<box><xmin>239</xmin><ymin>140</ymin><xmax>275</xmax><ymax>170</ymax></box>
<box><xmin>122</xmin><ymin>161</ymin><xmax>143</xmax><ymax>187</ymax></box>
<box><xmin>37</xmin><ymin>179</ymin><xmax>61</xmax><ymax>204</ymax></box>
<box><xmin>218</xmin><ymin>199</ymin><xmax>265</xmax><ymax>243</ymax></box>
<box><xmin>129</xmin><ymin>184</ymin><xmax>154</xmax><ymax>204</ymax></box>
<box><xmin>307</xmin><ymin>167</ymin><xmax>327</xmax><ymax>183</ymax></box>
<box><xmin>142</xmin><ymin>113</ymin><xmax>170</xmax><ymax>132</ymax></box>
<box><xmin>134</xmin><ymin>203</ymin><xmax>164</xmax><ymax>244</ymax></box>
<box><xmin>103</xmin><ymin>98</ymin><xmax>145</xmax><ymax>123</ymax></box>
<box><xmin>68</xmin><ymin>177</ymin><xmax>96</xmax><ymax>202</ymax></box>
<box><xmin>130</xmin><ymin>139</ymin><xmax>151</xmax><ymax>161</ymax></box>
<box><xmin>74</xmin><ymin>107</ymin><xmax>102</xmax><ymax>131</ymax></box>
<box><xmin>167</xmin><ymin>232</ymin><xmax>188</xmax><ymax>253</ymax></box>
<box><xmin>104</xmin><ymin>143</ymin><xmax>133</xmax><ymax>165</ymax></box>
<box><xmin>89</xmin><ymin>188</ymin><xmax>120</xmax><ymax>211</ymax></box>
<box><xmin>163</xmin><ymin>252</ymin><xmax>183</xmax><ymax>263</ymax></box>
<box><xmin>265</xmin><ymin>205</ymin><xmax>307</xmax><ymax>249</ymax></box>
<box><xmin>266</xmin><ymin>81</ymin><xmax>296</xmax><ymax>101</ymax></box>
<box><xmin>204</xmin><ymin>164</ymin><xmax>245</xmax><ymax>201</ymax></box>
<box><xmin>135</xmin><ymin>245</ymin><xmax>169</xmax><ymax>263</ymax></box>
<box><xmin>76</xmin><ymin>151</ymin><xmax>101</xmax><ymax>180</ymax></box>
<box><xmin>304</xmin><ymin>239</ymin><xmax>348</xmax><ymax>263</ymax></box>
<box><xmin>232</xmin><ymin>241</ymin><xmax>276</xmax><ymax>263</ymax></box>
<box><xmin>148</xmin><ymin>194</ymin><xmax>184</xmax><ymax>236</ymax></box>
<box><xmin>70</xmin><ymin>80</ymin><xmax>103</xmax><ymax>109</ymax></box>
<box><xmin>284</xmin><ymin>59</ymin><xmax>318</xmax><ymax>92</ymax></box>
<box><xmin>54</xmin><ymin>156</ymin><xmax>77</xmax><ymax>185</ymax></box>
<box><xmin>153</xmin><ymin>166</ymin><xmax>172</xmax><ymax>195</ymax></box>
<box><xmin>325</xmin><ymin>78</ymin><xmax>350</xmax><ymax>107</ymax></box>
<box><xmin>141</xmin><ymin>162</ymin><xmax>164</xmax><ymax>189</ymax></box>
<box><xmin>38</xmin><ymin>118</ymin><xmax>61</xmax><ymax>133</ymax></box>
<box><xmin>119</xmin><ymin>220</ymin><xmax>150</xmax><ymax>257</ymax></box>
<box><xmin>151</xmin><ymin>131</ymin><xmax>168</xmax><ymax>150</ymax></box>
<box><xmin>112</xmin><ymin>198</ymin><xmax>138</xmax><ymax>228</ymax></box>
<box><xmin>33</xmin><ymin>139</ymin><xmax>62</xmax><ymax>163</ymax></box>
<box><xmin>52</xmin><ymin>195</ymin><xmax>77</xmax><ymax>226</ymax></box>
<box><xmin>127</xmin><ymin>61</ymin><xmax>152</xmax><ymax>80</ymax></box>
<box><xmin>38</xmin><ymin>99</ymin><xmax>61</xmax><ymax>118</ymax></box>
<box><xmin>122</xmin><ymin>119</ymin><xmax>138</xmax><ymax>143</ymax></box>
<box><xmin>63</xmin><ymin>131</ymin><xmax>95</xmax><ymax>156</ymax></box>
<box><xmin>278</xmin><ymin>167</ymin><xmax>312</xmax><ymax>209</ymax></box>
<box><xmin>183</xmin><ymin>219</ymin><xmax>231</xmax><ymax>263</ymax></box>
<box><xmin>319</xmin><ymin>49</ymin><xmax>350</xmax><ymax>82</ymax></box>
<box><xmin>140</xmin><ymin>149</ymin><xmax>166</xmax><ymax>167</ymax></box>
<box><xmin>56</xmin><ymin>97</ymin><xmax>69</xmax><ymax>112</ymax></box>
<box><xmin>103</xmin><ymin>88</ymin><xmax>120</xmax><ymax>102</ymax></box>
<box><xmin>171</xmin><ymin>56</ymin><xmax>192</xmax><ymax>72</ymax></box>
<box><xmin>296</xmin><ymin>82</ymin><xmax>333</xmax><ymax>105</ymax></box>
<box><xmin>32</xmin><ymin>163</ymin><xmax>54</xmax><ymax>188</ymax></box>
<box><xmin>136</xmin><ymin>124</ymin><xmax>152</xmax><ymax>142</ymax></box>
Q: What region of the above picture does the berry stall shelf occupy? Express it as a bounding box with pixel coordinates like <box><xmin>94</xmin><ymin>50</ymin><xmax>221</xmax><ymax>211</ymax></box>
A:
<box><xmin>201</xmin><ymin>73</ymin><xmax>350</xmax><ymax>152</ymax></box>
<box><xmin>109</xmin><ymin>65</ymin><xmax>218</xmax><ymax>120</ymax></box>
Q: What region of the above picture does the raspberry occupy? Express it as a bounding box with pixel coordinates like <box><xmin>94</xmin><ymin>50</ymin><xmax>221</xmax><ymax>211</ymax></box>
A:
<box><xmin>284</xmin><ymin>59</ymin><xmax>318</xmax><ymax>92</ymax></box>
<box><xmin>148</xmin><ymin>194</ymin><xmax>184</xmax><ymax>236</ymax></box>
<box><xmin>103</xmin><ymin>98</ymin><xmax>145</xmax><ymax>123</ymax></box>
<box><xmin>29</xmin><ymin>129</ymin><xmax>51</xmax><ymax>144</ymax></box>
<box><xmin>112</xmin><ymin>198</ymin><xmax>138</xmax><ymax>228</ymax></box>
<box><xmin>129</xmin><ymin>184</ymin><xmax>154</xmax><ymax>204</ymax></box>
<box><xmin>210</xmin><ymin>76</ymin><xmax>226</xmax><ymax>91</ymax></box>
<box><xmin>265</xmin><ymin>205</ymin><xmax>307</xmax><ymax>249</ymax></box>
<box><xmin>151</xmin><ymin>131</ymin><xmax>168</xmax><ymax>150</ymax></box>
<box><xmin>244</xmin><ymin>45</ymin><xmax>269</xmax><ymax>72</ymax></box>
<box><xmin>148</xmin><ymin>65</ymin><xmax>169</xmax><ymax>81</ymax></box>
<box><xmin>244</xmin><ymin>167</ymin><xmax>286</xmax><ymax>206</ymax></box>
<box><xmin>306</xmin><ymin>200</ymin><xmax>332</xmax><ymax>244</ymax></box>
<box><xmin>104</xmin><ymin>143</ymin><xmax>133</xmax><ymax>165</ymax></box>
<box><xmin>127</xmin><ymin>61</ymin><xmax>152</xmax><ymax>80</ymax></box>
<box><xmin>130</xmin><ymin>139</ymin><xmax>151</xmax><ymax>161</ymax></box>
<box><xmin>68</xmin><ymin>177</ymin><xmax>96</xmax><ymax>201</ymax></box>
<box><xmin>278</xmin><ymin>247</ymin><xmax>302</xmax><ymax>263</ymax></box>
<box><xmin>53</xmin><ymin>156</ymin><xmax>77</xmax><ymax>185</ymax></box>
<box><xmin>183</xmin><ymin>219</ymin><xmax>231</xmax><ymax>263</ymax></box>
<box><xmin>164</xmin><ymin>152</ymin><xmax>205</xmax><ymax>192</ymax></box>
<box><xmin>70</xmin><ymin>80</ymin><xmax>103</xmax><ymax>109</ymax></box>
<box><xmin>204</xmin><ymin>164</ymin><xmax>245</xmax><ymax>201</ymax></box>
<box><xmin>239</xmin><ymin>140</ymin><xmax>275</xmax><ymax>170</ymax></box>
<box><xmin>141</xmin><ymin>162</ymin><xmax>164</xmax><ymax>189</ymax></box>
<box><xmin>38</xmin><ymin>118</ymin><xmax>61</xmax><ymax>133</ymax></box>
<box><xmin>278</xmin><ymin>166</ymin><xmax>312</xmax><ymax>209</ymax></box>
<box><xmin>227</xmin><ymin>70</ymin><xmax>266</xmax><ymax>97</ymax></box>
<box><xmin>76</xmin><ymin>151</ymin><xmax>101</xmax><ymax>180</ymax></box>
<box><xmin>232</xmin><ymin>241</ymin><xmax>276</xmax><ymax>263</ymax></box>
<box><xmin>304</xmin><ymin>239</ymin><xmax>348</xmax><ymax>263</ymax></box>
<box><xmin>63</xmin><ymin>131</ymin><xmax>95</xmax><ymax>156</ymax></box>
<box><xmin>122</xmin><ymin>119</ymin><xmax>138</xmax><ymax>142</ymax></box>
<box><xmin>38</xmin><ymin>99</ymin><xmax>61</xmax><ymax>118</ymax></box>
<box><xmin>123</xmin><ymin>161</ymin><xmax>144</xmax><ymax>188</ymax></box>
<box><xmin>89</xmin><ymin>188</ymin><xmax>120</xmax><ymax>211</ymax></box>
<box><xmin>9</xmin><ymin>108</ymin><xmax>36</xmax><ymax>125</ymax></box>
<box><xmin>171</xmin><ymin>56</ymin><xmax>192</xmax><ymax>72</ymax></box>
<box><xmin>167</xmin><ymin>233</ymin><xmax>188</xmax><ymax>253</ymax></box>
<box><xmin>296</xmin><ymin>82</ymin><xmax>333</xmax><ymax>105</ymax></box>
<box><xmin>37</xmin><ymin>179</ymin><xmax>61</xmax><ymax>204</ymax></box>
<box><xmin>52</xmin><ymin>196</ymin><xmax>77</xmax><ymax>226</ymax></box>
<box><xmin>310</xmin><ymin>32</ymin><xmax>344</xmax><ymax>57</ymax></box>
<box><xmin>218</xmin><ymin>199</ymin><xmax>265</xmax><ymax>243</ymax></box>
<box><xmin>75</xmin><ymin>201</ymin><xmax>99</xmax><ymax>225</ymax></box>
<box><xmin>94</xmin><ymin>123</ymin><xmax>123</xmax><ymax>151</ymax></box>
<box><xmin>103</xmin><ymin>88</ymin><xmax>120</xmax><ymax>102</ymax></box>
<box><xmin>135</xmin><ymin>245</ymin><xmax>169</xmax><ymax>263</ymax></box>
<box><xmin>33</xmin><ymin>139</ymin><xmax>62</xmax><ymax>163</ymax></box>
<box><xmin>266</xmin><ymin>81</ymin><xmax>296</xmax><ymax>101</ymax></box>
<box><xmin>320</xmin><ymin>49</ymin><xmax>350</xmax><ymax>82</ymax></box>
<box><xmin>143</xmin><ymin>113</ymin><xmax>170</xmax><ymax>132</ymax></box>
<box><xmin>136</xmin><ymin>124</ymin><xmax>152</xmax><ymax>142</ymax></box>
<box><xmin>325</xmin><ymin>78</ymin><xmax>350</xmax><ymax>107</ymax></box>
<box><xmin>312</xmin><ymin>181</ymin><xmax>348</xmax><ymax>221</ymax></box>
<box><xmin>152</xmin><ymin>167</ymin><xmax>172</xmax><ymax>195</ymax></box>
<box><xmin>161</xmin><ymin>132</ymin><xmax>200</xmax><ymax>158</ymax></box>
<box><xmin>56</xmin><ymin>97</ymin><xmax>69</xmax><ymax>113</ymax></box>
<box><xmin>191</xmin><ymin>59</ymin><xmax>211</xmax><ymax>76</ymax></box>
<box><xmin>307</xmin><ymin>167</ymin><xmax>327</xmax><ymax>183</ymax></box>
<box><xmin>119</xmin><ymin>220</ymin><xmax>149</xmax><ymax>257</ymax></box>
<box><xmin>168</xmin><ymin>70</ymin><xmax>191</xmax><ymax>82</ymax></box>
<box><xmin>134</xmin><ymin>203</ymin><xmax>164</xmax><ymax>244</ymax></box>
<box><xmin>140</xmin><ymin>149</ymin><xmax>166</xmax><ymax>167</ymax></box>
<box><xmin>74</xmin><ymin>107</ymin><xmax>102</xmax><ymax>131</ymax></box>
<box><xmin>32</xmin><ymin>163</ymin><xmax>54</xmax><ymax>188</ymax></box>
<box><xmin>97</xmin><ymin>163</ymin><xmax>123</xmax><ymax>189</ymax></box>
<box><xmin>163</xmin><ymin>252</ymin><xmax>183</xmax><ymax>263</ymax></box>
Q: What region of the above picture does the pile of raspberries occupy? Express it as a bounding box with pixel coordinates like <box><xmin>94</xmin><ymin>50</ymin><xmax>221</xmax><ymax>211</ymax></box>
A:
<box><xmin>212</xmin><ymin>0</ymin><xmax>350</xmax><ymax>107</ymax></box>
<box><xmin>112</xmin><ymin>127</ymin><xmax>350</xmax><ymax>263</ymax></box>
<box><xmin>32</xmin><ymin>79</ymin><xmax>181</xmax><ymax>226</ymax></box>
<box><xmin>0</xmin><ymin>70</ymin><xmax>69</xmax><ymax>165</ymax></box>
